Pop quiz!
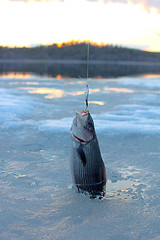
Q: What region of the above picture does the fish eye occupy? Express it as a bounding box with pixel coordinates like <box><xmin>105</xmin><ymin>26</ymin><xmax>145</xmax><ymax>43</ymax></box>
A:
<box><xmin>88</xmin><ymin>120</ymin><xmax>94</xmax><ymax>128</ymax></box>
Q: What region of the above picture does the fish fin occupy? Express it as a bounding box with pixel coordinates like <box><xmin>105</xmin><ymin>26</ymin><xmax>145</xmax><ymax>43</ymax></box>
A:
<box><xmin>77</xmin><ymin>144</ymin><xmax>86</xmax><ymax>166</ymax></box>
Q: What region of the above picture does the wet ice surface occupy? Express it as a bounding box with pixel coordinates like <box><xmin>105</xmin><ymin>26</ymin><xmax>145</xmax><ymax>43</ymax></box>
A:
<box><xmin>0</xmin><ymin>74</ymin><xmax>160</xmax><ymax>240</ymax></box>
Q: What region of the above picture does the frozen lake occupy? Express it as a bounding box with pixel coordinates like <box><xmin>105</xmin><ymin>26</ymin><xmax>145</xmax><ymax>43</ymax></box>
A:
<box><xmin>0</xmin><ymin>73</ymin><xmax>160</xmax><ymax>240</ymax></box>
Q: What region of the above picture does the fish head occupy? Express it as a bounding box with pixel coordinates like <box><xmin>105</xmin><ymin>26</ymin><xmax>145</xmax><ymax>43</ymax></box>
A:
<box><xmin>71</xmin><ymin>110</ymin><xmax>95</xmax><ymax>144</ymax></box>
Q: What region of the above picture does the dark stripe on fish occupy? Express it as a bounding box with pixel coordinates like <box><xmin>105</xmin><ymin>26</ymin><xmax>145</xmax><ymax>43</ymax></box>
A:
<box><xmin>77</xmin><ymin>144</ymin><xmax>86</xmax><ymax>166</ymax></box>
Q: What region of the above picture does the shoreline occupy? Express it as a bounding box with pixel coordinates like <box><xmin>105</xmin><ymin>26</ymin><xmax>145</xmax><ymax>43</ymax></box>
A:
<box><xmin>1</xmin><ymin>59</ymin><xmax>160</xmax><ymax>66</ymax></box>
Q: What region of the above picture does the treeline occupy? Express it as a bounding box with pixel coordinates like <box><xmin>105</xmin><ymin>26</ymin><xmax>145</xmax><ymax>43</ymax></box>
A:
<box><xmin>1</xmin><ymin>42</ymin><xmax>160</xmax><ymax>62</ymax></box>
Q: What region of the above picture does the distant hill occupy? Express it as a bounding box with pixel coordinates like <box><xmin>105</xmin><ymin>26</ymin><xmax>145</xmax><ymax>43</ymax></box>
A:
<box><xmin>1</xmin><ymin>42</ymin><xmax>160</xmax><ymax>78</ymax></box>
<box><xmin>0</xmin><ymin>42</ymin><xmax>160</xmax><ymax>63</ymax></box>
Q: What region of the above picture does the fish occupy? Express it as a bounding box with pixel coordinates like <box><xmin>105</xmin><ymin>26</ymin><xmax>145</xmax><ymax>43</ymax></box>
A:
<box><xmin>70</xmin><ymin>110</ymin><xmax>106</xmax><ymax>198</ymax></box>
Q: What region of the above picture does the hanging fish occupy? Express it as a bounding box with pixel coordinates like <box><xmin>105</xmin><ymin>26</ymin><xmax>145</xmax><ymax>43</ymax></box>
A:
<box><xmin>70</xmin><ymin>109</ymin><xmax>107</xmax><ymax>198</ymax></box>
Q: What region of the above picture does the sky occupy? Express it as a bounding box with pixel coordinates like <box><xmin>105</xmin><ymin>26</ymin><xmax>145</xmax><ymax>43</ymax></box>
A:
<box><xmin>0</xmin><ymin>0</ymin><xmax>160</xmax><ymax>51</ymax></box>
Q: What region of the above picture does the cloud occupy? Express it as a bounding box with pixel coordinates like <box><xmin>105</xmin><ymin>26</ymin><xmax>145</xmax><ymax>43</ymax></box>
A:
<box><xmin>88</xmin><ymin>0</ymin><xmax>160</xmax><ymax>10</ymax></box>
<box><xmin>7</xmin><ymin>0</ymin><xmax>160</xmax><ymax>10</ymax></box>
<box><xmin>146</xmin><ymin>0</ymin><xmax>160</xmax><ymax>8</ymax></box>
<box><xmin>6</xmin><ymin>0</ymin><xmax>56</xmax><ymax>1</ymax></box>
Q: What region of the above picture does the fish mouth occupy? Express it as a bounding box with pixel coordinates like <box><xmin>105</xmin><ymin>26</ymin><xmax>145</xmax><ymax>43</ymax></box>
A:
<box><xmin>71</xmin><ymin>110</ymin><xmax>93</xmax><ymax>143</ymax></box>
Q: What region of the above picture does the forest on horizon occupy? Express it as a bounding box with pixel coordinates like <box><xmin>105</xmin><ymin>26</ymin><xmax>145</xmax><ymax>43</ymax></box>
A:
<box><xmin>1</xmin><ymin>42</ymin><xmax>160</xmax><ymax>78</ymax></box>
<box><xmin>1</xmin><ymin>42</ymin><xmax>160</xmax><ymax>62</ymax></box>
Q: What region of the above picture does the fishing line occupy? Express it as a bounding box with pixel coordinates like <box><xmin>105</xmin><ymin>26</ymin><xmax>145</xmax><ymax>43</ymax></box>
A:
<box><xmin>86</xmin><ymin>42</ymin><xmax>89</xmax><ymax>80</ymax></box>
<box><xmin>78</xmin><ymin>43</ymin><xmax>90</xmax><ymax>112</ymax></box>
<box><xmin>85</xmin><ymin>43</ymin><xmax>90</xmax><ymax>111</ymax></box>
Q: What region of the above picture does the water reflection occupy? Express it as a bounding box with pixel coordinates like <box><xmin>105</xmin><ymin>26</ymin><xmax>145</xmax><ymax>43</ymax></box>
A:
<box><xmin>24</xmin><ymin>87</ymin><xmax>101</xmax><ymax>99</ymax></box>
<box><xmin>0</xmin><ymin>72</ymin><xmax>31</xmax><ymax>79</ymax></box>
<box><xmin>28</xmin><ymin>88</ymin><xmax>64</xmax><ymax>98</ymax></box>
<box><xmin>1</xmin><ymin>70</ymin><xmax>160</xmax><ymax>81</ymax></box>
<box><xmin>143</xmin><ymin>73</ymin><xmax>160</xmax><ymax>78</ymax></box>
<box><xmin>71</xmin><ymin>91</ymin><xmax>84</xmax><ymax>96</ymax></box>
<box><xmin>104</xmin><ymin>87</ymin><xmax>134</xmax><ymax>93</ymax></box>
<box><xmin>10</xmin><ymin>81</ymin><xmax>38</xmax><ymax>85</ymax></box>
<box><xmin>15</xmin><ymin>175</ymin><xmax>27</xmax><ymax>178</ymax></box>
<box><xmin>89</xmin><ymin>101</ymin><xmax>104</xmax><ymax>106</ymax></box>
<box><xmin>1</xmin><ymin>61</ymin><xmax>160</xmax><ymax>79</ymax></box>
<box><xmin>90</xmin><ymin>88</ymin><xmax>100</xmax><ymax>93</ymax></box>
<box><xmin>70</xmin><ymin>89</ymin><xmax>100</xmax><ymax>96</ymax></box>
<box><xmin>56</xmin><ymin>74</ymin><xmax>62</xmax><ymax>79</ymax></box>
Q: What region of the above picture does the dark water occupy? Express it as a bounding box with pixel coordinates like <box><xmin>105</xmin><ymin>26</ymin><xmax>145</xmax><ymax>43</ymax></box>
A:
<box><xmin>0</xmin><ymin>61</ymin><xmax>160</xmax><ymax>78</ymax></box>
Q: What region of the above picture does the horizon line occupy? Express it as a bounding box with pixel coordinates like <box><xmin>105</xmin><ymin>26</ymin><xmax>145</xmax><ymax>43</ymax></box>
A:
<box><xmin>0</xmin><ymin>40</ymin><xmax>159</xmax><ymax>53</ymax></box>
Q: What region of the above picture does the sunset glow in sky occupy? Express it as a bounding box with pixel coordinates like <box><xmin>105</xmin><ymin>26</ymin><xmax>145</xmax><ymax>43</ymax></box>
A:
<box><xmin>0</xmin><ymin>0</ymin><xmax>160</xmax><ymax>51</ymax></box>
